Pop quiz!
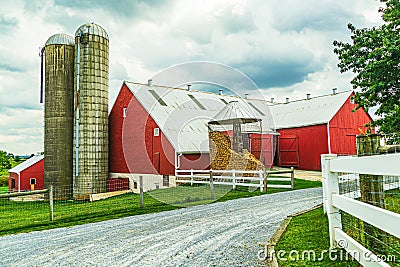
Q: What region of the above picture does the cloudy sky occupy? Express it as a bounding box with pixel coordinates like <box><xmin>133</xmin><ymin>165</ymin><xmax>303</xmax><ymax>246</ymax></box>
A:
<box><xmin>0</xmin><ymin>0</ymin><xmax>383</xmax><ymax>155</ymax></box>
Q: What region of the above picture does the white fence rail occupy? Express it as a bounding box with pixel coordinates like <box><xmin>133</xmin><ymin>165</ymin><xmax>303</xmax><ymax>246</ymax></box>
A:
<box><xmin>175</xmin><ymin>168</ymin><xmax>294</xmax><ymax>192</ymax></box>
<box><xmin>322</xmin><ymin>154</ymin><xmax>400</xmax><ymax>267</ymax></box>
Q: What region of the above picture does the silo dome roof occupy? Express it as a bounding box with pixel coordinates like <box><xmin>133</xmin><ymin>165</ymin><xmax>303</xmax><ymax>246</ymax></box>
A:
<box><xmin>45</xmin><ymin>33</ymin><xmax>74</xmax><ymax>46</ymax></box>
<box><xmin>75</xmin><ymin>23</ymin><xmax>108</xmax><ymax>39</ymax></box>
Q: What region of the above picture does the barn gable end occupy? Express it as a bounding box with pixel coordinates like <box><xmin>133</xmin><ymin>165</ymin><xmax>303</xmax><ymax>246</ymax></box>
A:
<box><xmin>273</xmin><ymin>91</ymin><xmax>373</xmax><ymax>170</ymax></box>
<box><xmin>8</xmin><ymin>155</ymin><xmax>44</xmax><ymax>192</ymax></box>
<box><xmin>109</xmin><ymin>83</ymin><xmax>176</xmax><ymax>175</ymax></box>
<box><xmin>329</xmin><ymin>93</ymin><xmax>373</xmax><ymax>155</ymax></box>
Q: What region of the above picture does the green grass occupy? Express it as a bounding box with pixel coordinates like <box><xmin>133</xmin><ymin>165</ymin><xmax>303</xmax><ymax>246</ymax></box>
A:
<box><xmin>275</xmin><ymin>207</ymin><xmax>360</xmax><ymax>266</ymax></box>
<box><xmin>0</xmin><ymin>178</ymin><xmax>321</xmax><ymax>236</ymax></box>
<box><xmin>0</xmin><ymin>186</ymin><xmax>8</xmax><ymax>194</ymax></box>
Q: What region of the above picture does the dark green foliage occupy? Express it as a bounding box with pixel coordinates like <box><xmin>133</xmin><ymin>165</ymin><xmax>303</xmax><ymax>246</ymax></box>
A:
<box><xmin>333</xmin><ymin>0</ymin><xmax>400</xmax><ymax>140</ymax></box>
<box><xmin>0</xmin><ymin>150</ymin><xmax>11</xmax><ymax>170</ymax></box>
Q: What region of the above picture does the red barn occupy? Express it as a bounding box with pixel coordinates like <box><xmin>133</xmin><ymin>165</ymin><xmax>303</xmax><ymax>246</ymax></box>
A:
<box><xmin>8</xmin><ymin>155</ymin><xmax>44</xmax><ymax>192</ymax></box>
<box><xmin>109</xmin><ymin>81</ymin><xmax>276</xmax><ymax>186</ymax></box>
<box><xmin>271</xmin><ymin>91</ymin><xmax>373</xmax><ymax>170</ymax></box>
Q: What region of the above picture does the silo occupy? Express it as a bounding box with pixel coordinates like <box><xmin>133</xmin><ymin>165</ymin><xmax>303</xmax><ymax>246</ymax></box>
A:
<box><xmin>73</xmin><ymin>23</ymin><xmax>109</xmax><ymax>199</ymax></box>
<box><xmin>43</xmin><ymin>34</ymin><xmax>75</xmax><ymax>198</ymax></box>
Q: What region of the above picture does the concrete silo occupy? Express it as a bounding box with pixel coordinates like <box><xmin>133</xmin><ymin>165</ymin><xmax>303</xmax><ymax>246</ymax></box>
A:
<box><xmin>42</xmin><ymin>34</ymin><xmax>75</xmax><ymax>198</ymax></box>
<box><xmin>73</xmin><ymin>23</ymin><xmax>109</xmax><ymax>199</ymax></box>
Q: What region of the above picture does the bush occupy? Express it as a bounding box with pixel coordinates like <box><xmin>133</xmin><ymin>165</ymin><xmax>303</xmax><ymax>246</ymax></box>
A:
<box><xmin>0</xmin><ymin>175</ymin><xmax>8</xmax><ymax>187</ymax></box>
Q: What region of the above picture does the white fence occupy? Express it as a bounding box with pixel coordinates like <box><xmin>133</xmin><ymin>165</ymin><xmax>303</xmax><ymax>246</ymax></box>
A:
<box><xmin>175</xmin><ymin>168</ymin><xmax>294</xmax><ymax>192</ymax></box>
<box><xmin>322</xmin><ymin>154</ymin><xmax>400</xmax><ymax>267</ymax></box>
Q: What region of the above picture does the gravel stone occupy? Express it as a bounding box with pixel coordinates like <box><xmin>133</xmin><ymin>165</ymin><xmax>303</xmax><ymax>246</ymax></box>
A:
<box><xmin>0</xmin><ymin>188</ymin><xmax>322</xmax><ymax>267</ymax></box>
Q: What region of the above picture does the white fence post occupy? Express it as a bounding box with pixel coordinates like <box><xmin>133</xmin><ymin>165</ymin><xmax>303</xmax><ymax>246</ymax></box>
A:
<box><xmin>290</xmin><ymin>167</ymin><xmax>295</xmax><ymax>189</ymax></box>
<box><xmin>190</xmin><ymin>169</ymin><xmax>193</xmax><ymax>186</ymax></box>
<box><xmin>232</xmin><ymin>169</ymin><xmax>236</xmax><ymax>190</ymax></box>
<box><xmin>321</xmin><ymin>154</ymin><xmax>337</xmax><ymax>214</ymax></box>
<box><xmin>49</xmin><ymin>185</ymin><xmax>54</xmax><ymax>221</ymax></box>
<box><xmin>322</xmin><ymin>154</ymin><xmax>342</xmax><ymax>248</ymax></box>
<box><xmin>259</xmin><ymin>170</ymin><xmax>263</xmax><ymax>192</ymax></box>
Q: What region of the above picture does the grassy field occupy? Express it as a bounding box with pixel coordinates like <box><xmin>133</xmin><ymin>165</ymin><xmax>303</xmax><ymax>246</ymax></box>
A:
<box><xmin>0</xmin><ymin>186</ymin><xmax>8</xmax><ymax>194</ymax></box>
<box><xmin>275</xmin><ymin>207</ymin><xmax>360</xmax><ymax>266</ymax></box>
<box><xmin>0</xmin><ymin>178</ymin><xmax>321</xmax><ymax>236</ymax></box>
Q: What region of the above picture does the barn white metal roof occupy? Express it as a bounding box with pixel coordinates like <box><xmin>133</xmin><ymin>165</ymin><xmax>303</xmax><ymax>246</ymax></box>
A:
<box><xmin>270</xmin><ymin>91</ymin><xmax>353</xmax><ymax>129</ymax></box>
<box><xmin>8</xmin><ymin>154</ymin><xmax>44</xmax><ymax>174</ymax></box>
<box><xmin>125</xmin><ymin>82</ymin><xmax>275</xmax><ymax>154</ymax></box>
<box><xmin>125</xmin><ymin>82</ymin><xmax>352</xmax><ymax>153</ymax></box>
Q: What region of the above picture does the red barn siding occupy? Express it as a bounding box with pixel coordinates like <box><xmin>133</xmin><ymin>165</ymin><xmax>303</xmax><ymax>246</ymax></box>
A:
<box><xmin>249</xmin><ymin>134</ymin><xmax>274</xmax><ymax>168</ymax></box>
<box><xmin>180</xmin><ymin>154</ymin><xmax>210</xmax><ymax>170</ymax></box>
<box><xmin>144</xmin><ymin>113</ymin><xmax>175</xmax><ymax>175</ymax></box>
<box><xmin>329</xmin><ymin>95</ymin><xmax>373</xmax><ymax>155</ymax></box>
<box><xmin>109</xmin><ymin>85</ymin><xmax>131</xmax><ymax>173</ymax></box>
<box><xmin>8</xmin><ymin>159</ymin><xmax>44</xmax><ymax>192</ymax></box>
<box><xmin>8</xmin><ymin>172</ymin><xmax>18</xmax><ymax>192</ymax></box>
<box><xmin>109</xmin><ymin>84</ymin><xmax>175</xmax><ymax>175</ymax></box>
<box><xmin>278</xmin><ymin>124</ymin><xmax>328</xmax><ymax>170</ymax></box>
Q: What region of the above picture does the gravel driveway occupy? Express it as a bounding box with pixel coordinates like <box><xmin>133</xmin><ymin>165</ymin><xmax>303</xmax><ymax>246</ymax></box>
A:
<box><xmin>0</xmin><ymin>188</ymin><xmax>322</xmax><ymax>267</ymax></box>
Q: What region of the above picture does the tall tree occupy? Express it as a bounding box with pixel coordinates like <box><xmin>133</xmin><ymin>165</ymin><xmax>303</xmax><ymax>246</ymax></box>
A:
<box><xmin>333</xmin><ymin>0</ymin><xmax>400</xmax><ymax>141</ymax></box>
<box><xmin>0</xmin><ymin>150</ymin><xmax>11</xmax><ymax>170</ymax></box>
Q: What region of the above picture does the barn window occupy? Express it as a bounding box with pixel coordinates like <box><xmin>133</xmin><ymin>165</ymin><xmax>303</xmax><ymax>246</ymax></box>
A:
<box><xmin>163</xmin><ymin>175</ymin><xmax>169</xmax><ymax>187</ymax></box>
<box><xmin>123</xmin><ymin>107</ymin><xmax>127</xmax><ymax>118</ymax></box>
<box><xmin>154</xmin><ymin>128</ymin><xmax>160</xmax><ymax>136</ymax></box>
<box><xmin>248</xmin><ymin>102</ymin><xmax>265</xmax><ymax>116</ymax></box>
<box><xmin>30</xmin><ymin>178</ymin><xmax>36</xmax><ymax>185</ymax></box>
<box><xmin>149</xmin><ymin>90</ymin><xmax>167</xmax><ymax>106</ymax></box>
<box><xmin>188</xmin><ymin>94</ymin><xmax>206</xmax><ymax>110</ymax></box>
<box><xmin>133</xmin><ymin>181</ymin><xmax>138</xmax><ymax>189</ymax></box>
<box><xmin>11</xmin><ymin>179</ymin><xmax>15</xmax><ymax>188</ymax></box>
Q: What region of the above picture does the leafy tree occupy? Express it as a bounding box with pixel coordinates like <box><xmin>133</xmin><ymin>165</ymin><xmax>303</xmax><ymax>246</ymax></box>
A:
<box><xmin>0</xmin><ymin>150</ymin><xmax>11</xmax><ymax>170</ymax></box>
<box><xmin>14</xmin><ymin>155</ymin><xmax>21</xmax><ymax>163</ymax></box>
<box><xmin>333</xmin><ymin>0</ymin><xmax>400</xmax><ymax>141</ymax></box>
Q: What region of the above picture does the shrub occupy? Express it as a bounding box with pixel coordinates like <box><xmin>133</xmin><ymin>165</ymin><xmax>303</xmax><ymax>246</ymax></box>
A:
<box><xmin>0</xmin><ymin>175</ymin><xmax>8</xmax><ymax>187</ymax></box>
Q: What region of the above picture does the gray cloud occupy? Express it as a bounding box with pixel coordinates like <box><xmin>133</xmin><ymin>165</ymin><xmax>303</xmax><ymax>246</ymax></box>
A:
<box><xmin>0</xmin><ymin>63</ymin><xmax>23</xmax><ymax>72</ymax></box>
<box><xmin>0</xmin><ymin>0</ymin><xmax>384</xmax><ymax>154</ymax></box>
<box><xmin>218</xmin><ymin>8</ymin><xmax>257</xmax><ymax>35</ymax></box>
<box><xmin>270</xmin><ymin>1</ymin><xmax>367</xmax><ymax>32</ymax></box>
<box><xmin>0</xmin><ymin>14</ymin><xmax>18</xmax><ymax>32</ymax></box>
<box><xmin>238</xmin><ymin>57</ymin><xmax>321</xmax><ymax>88</ymax></box>
<box><xmin>54</xmin><ymin>0</ymin><xmax>169</xmax><ymax>19</ymax></box>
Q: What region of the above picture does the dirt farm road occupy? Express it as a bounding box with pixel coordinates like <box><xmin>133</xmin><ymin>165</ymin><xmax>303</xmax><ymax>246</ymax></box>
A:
<box><xmin>0</xmin><ymin>188</ymin><xmax>322</xmax><ymax>267</ymax></box>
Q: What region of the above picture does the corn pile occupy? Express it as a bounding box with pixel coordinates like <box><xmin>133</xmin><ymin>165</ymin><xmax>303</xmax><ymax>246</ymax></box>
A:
<box><xmin>209</xmin><ymin>131</ymin><xmax>264</xmax><ymax>171</ymax></box>
<box><xmin>209</xmin><ymin>131</ymin><xmax>232</xmax><ymax>170</ymax></box>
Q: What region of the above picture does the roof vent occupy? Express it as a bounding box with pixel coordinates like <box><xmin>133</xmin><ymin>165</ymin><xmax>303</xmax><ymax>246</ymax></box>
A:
<box><xmin>147</xmin><ymin>79</ymin><xmax>152</xmax><ymax>86</ymax></box>
<box><xmin>332</xmin><ymin>88</ymin><xmax>337</xmax><ymax>95</ymax></box>
<box><xmin>286</xmin><ymin>97</ymin><xmax>289</xmax><ymax>104</ymax></box>
<box><xmin>244</xmin><ymin>93</ymin><xmax>248</xmax><ymax>99</ymax></box>
<box><xmin>306</xmin><ymin>93</ymin><xmax>311</xmax><ymax>100</ymax></box>
<box><xmin>271</xmin><ymin>97</ymin><xmax>274</xmax><ymax>103</ymax></box>
<box><xmin>187</xmin><ymin>84</ymin><xmax>191</xmax><ymax>91</ymax></box>
<box><xmin>219</xmin><ymin>89</ymin><xmax>223</xmax><ymax>95</ymax></box>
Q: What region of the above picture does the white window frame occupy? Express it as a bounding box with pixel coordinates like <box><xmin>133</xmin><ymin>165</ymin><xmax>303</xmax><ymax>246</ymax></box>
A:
<box><xmin>123</xmin><ymin>107</ymin><xmax>127</xmax><ymax>118</ymax></box>
<box><xmin>154</xmin><ymin>128</ymin><xmax>160</xmax><ymax>137</ymax></box>
<box><xmin>30</xmin><ymin>178</ymin><xmax>36</xmax><ymax>185</ymax></box>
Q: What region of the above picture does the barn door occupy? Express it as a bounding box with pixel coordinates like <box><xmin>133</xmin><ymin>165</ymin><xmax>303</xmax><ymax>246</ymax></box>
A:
<box><xmin>278</xmin><ymin>135</ymin><xmax>299</xmax><ymax>167</ymax></box>
<box><xmin>249</xmin><ymin>134</ymin><xmax>274</xmax><ymax>168</ymax></box>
